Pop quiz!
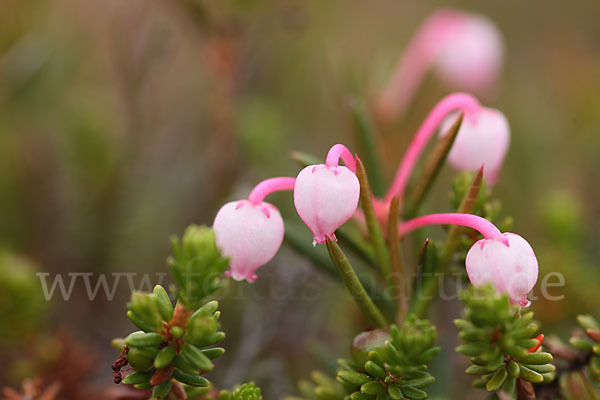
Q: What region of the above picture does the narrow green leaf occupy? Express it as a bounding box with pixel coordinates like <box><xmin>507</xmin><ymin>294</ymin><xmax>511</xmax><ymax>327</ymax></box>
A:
<box><xmin>519</xmin><ymin>365</ymin><xmax>544</xmax><ymax>383</ymax></box>
<box><xmin>152</xmin><ymin>380</ymin><xmax>173</xmax><ymax>398</ymax></box>
<box><xmin>173</xmin><ymin>369</ymin><xmax>210</xmax><ymax>387</ymax></box>
<box><xmin>121</xmin><ymin>371</ymin><xmax>154</xmax><ymax>385</ymax></box>
<box><xmin>486</xmin><ymin>366</ymin><xmax>508</xmax><ymax>392</ymax></box>
<box><xmin>125</xmin><ymin>331</ymin><xmax>164</xmax><ymax>347</ymax></box>
<box><xmin>154</xmin><ymin>346</ymin><xmax>177</xmax><ymax>369</ymax></box>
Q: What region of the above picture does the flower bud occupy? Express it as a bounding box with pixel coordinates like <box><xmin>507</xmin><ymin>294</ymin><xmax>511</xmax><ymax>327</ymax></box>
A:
<box><xmin>213</xmin><ymin>200</ymin><xmax>284</xmax><ymax>282</ymax></box>
<box><xmin>466</xmin><ymin>233</ymin><xmax>538</xmax><ymax>306</ymax></box>
<box><xmin>293</xmin><ymin>164</ymin><xmax>360</xmax><ymax>245</ymax></box>
<box><xmin>434</xmin><ymin>13</ymin><xmax>504</xmax><ymax>93</ymax></box>
<box><xmin>440</xmin><ymin>108</ymin><xmax>510</xmax><ymax>183</ymax></box>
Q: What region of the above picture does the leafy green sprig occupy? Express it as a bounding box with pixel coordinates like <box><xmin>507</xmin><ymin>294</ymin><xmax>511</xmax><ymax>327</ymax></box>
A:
<box><xmin>455</xmin><ymin>285</ymin><xmax>555</xmax><ymax>396</ymax></box>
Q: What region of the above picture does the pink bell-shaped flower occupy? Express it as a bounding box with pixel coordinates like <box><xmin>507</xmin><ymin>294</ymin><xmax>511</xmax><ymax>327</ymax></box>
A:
<box><xmin>440</xmin><ymin>107</ymin><xmax>510</xmax><ymax>184</ymax></box>
<box><xmin>466</xmin><ymin>232</ymin><xmax>538</xmax><ymax>306</ymax></box>
<box><xmin>294</xmin><ymin>164</ymin><xmax>360</xmax><ymax>245</ymax></box>
<box><xmin>434</xmin><ymin>12</ymin><xmax>504</xmax><ymax>93</ymax></box>
<box><xmin>213</xmin><ymin>200</ymin><xmax>284</xmax><ymax>282</ymax></box>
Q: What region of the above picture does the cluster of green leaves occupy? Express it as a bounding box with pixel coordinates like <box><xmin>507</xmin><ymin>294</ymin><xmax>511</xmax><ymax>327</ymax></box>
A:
<box><xmin>168</xmin><ymin>225</ymin><xmax>229</xmax><ymax>309</ymax></box>
<box><xmin>221</xmin><ymin>382</ymin><xmax>263</xmax><ymax>400</ymax></box>
<box><xmin>455</xmin><ymin>285</ymin><xmax>555</xmax><ymax>396</ymax></box>
<box><xmin>112</xmin><ymin>225</ymin><xmax>233</xmax><ymax>399</ymax></box>
<box><xmin>569</xmin><ymin>314</ymin><xmax>600</xmax><ymax>382</ymax></box>
<box><xmin>288</xmin><ymin>316</ymin><xmax>439</xmax><ymax>400</ymax></box>
<box><xmin>114</xmin><ymin>286</ymin><xmax>225</xmax><ymax>399</ymax></box>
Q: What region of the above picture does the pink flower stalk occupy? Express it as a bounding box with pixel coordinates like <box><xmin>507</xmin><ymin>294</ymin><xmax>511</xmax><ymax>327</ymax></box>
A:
<box><xmin>385</xmin><ymin>93</ymin><xmax>482</xmax><ymax>203</ymax></box>
<box><xmin>439</xmin><ymin>108</ymin><xmax>510</xmax><ymax>184</ymax></box>
<box><xmin>398</xmin><ymin>213</ymin><xmax>538</xmax><ymax>306</ymax></box>
<box><xmin>213</xmin><ymin>177</ymin><xmax>296</xmax><ymax>282</ymax></box>
<box><xmin>294</xmin><ymin>144</ymin><xmax>360</xmax><ymax>245</ymax></box>
<box><xmin>377</xmin><ymin>8</ymin><xmax>504</xmax><ymax>121</ymax></box>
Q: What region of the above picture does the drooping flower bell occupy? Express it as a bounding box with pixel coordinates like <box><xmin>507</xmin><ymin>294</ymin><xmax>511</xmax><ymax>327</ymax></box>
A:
<box><xmin>433</xmin><ymin>11</ymin><xmax>504</xmax><ymax>94</ymax></box>
<box><xmin>398</xmin><ymin>213</ymin><xmax>538</xmax><ymax>306</ymax></box>
<box><xmin>385</xmin><ymin>93</ymin><xmax>509</xmax><ymax>203</ymax></box>
<box><xmin>377</xmin><ymin>9</ymin><xmax>504</xmax><ymax>121</ymax></box>
<box><xmin>213</xmin><ymin>178</ymin><xmax>295</xmax><ymax>282</ymax></box>
<box><xmin>294</xmin><ymin>145</ymin><xmax>360</xmax><ymax>245</ymax></box>
<box><xmin>439</xmin><ymin>107</ymin><xmax>510</xmax><ymax>184</ymax></box>
<box><xmin>466</xmin><ymin>232</ymin><xmax>538</xmax><ymax>306</ymax></box>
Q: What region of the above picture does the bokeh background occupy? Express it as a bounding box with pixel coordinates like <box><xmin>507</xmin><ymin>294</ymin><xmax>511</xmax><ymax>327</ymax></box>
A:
<box><xmin>1</xmin><ymin>0</ymin><xmax>599</xmax><ymax>398</ymax></box>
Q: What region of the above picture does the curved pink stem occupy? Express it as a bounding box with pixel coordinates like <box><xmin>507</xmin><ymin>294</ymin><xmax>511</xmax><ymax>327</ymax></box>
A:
<box><xmin>376</xmin><ymin>9</ymin><xmax>465</xmax><ymax>121</ymax></box>
<box><xmin>325</xmin><ymin>144</ymin><xmax>356</xmax><ymax>172</ymax></box>
<box><xmin>248</xmin><ymin>177</ymin><xmax>296</xmax><ymax>205</ymax></box>
<box><xmin>398</xmin><ymin>213</ymin><xmax>507</xmax><ymax>244</ymax></box>
<box><xmin>384</xmin><ymin>92</ymin><xmax>482</xmax><ymax>203</ymax></box>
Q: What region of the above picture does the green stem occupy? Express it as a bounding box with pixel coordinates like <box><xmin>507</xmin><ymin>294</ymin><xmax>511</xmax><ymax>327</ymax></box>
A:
<box><xmin>387</xmin><ymin>195</ymin><xmax>406</xmax><ymax>322</ymax></box>
<box><xmin>326</xmin><ymin>239</ymin><xmax>388</xmax><ymax>328</ymax></box>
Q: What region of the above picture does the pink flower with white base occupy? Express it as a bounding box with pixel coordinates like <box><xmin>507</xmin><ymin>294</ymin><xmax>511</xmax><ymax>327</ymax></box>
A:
<box><xmin>294</xmin><ymin>144</ymin><xmax>360</xmax><ymax>245</ymax></box>
<box><xmin>213</xmin><ymin>177</ymin><xmax>295</xmax><ymax>282</ymax></box>
<box><xmin>439</xmin><ymin>108</ymin><xmax>510</xmax><ymax>184</ymax></box>
<box><xmin>466</xmin><ymin>233</ymin><xmax>538</xmax><ymax>307</ymax></box>
<box><xmin>398</xmin><ymin>213</ymin><xmax>539</xmax><ymax>306</ymax></box>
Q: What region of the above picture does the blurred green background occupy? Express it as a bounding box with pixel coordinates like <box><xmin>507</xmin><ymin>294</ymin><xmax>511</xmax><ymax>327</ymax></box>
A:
<box><xmin>1</xmin><ymin>0</ymin><xmax>599</xmax><ymax>398</ymax></box>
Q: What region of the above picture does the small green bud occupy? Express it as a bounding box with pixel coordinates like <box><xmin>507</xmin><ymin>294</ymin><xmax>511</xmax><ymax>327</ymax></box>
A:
<box><xmin>171</xmin><ymin>326</ymin><xmax>184</xmax><ymax>339</ymax></box>
<box><xmin>153</xmin><ymin>285</ymin><xmax>174</xmax><ymax>322</ymax></box>
<box><xmin>351</xmin><ymin>329</ymin><xmax>390</xmax><ymax>368</ymax></box>
<box><xmin>128</xmin><ymin>292</ymin><xmax>163</xmax><ymax>331</ymax></box>
<box><xmin>111</xmin><ymin>338</ymin><xmax>126</xmax><ymax>351</ymax></box>
<box><xmin>508</xmin><ymin>361</ymin><xmax>520</xmax><ymax>378</ymax></box>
